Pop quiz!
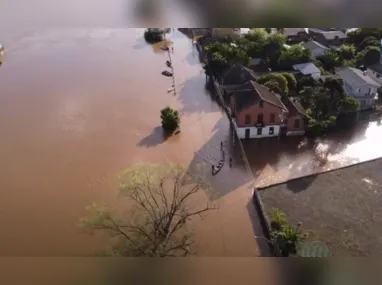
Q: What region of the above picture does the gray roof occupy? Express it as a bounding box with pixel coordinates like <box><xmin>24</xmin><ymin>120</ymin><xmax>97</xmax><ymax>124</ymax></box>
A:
<box><xmin>336</xmin><ymin>67</ymin><xmax>380</xmax><ymax>87</ymax></box>
<box><xmin>231</xmin><ymin>81</ymin><xmax>287</xmax><ymax>111</ymax></box>
<box><xmin>222</xmin><ymin>65</ymin><xmax>257</xmax><ymax>86</ymax></box>
<box><xmin>292</xmin><ymin>62</ymin><xmax>321</xmax><ymax>75</ymax></box>
<box><xmin>283</xmin><ymin>28</ymin><xmax>309</xmax><ymax>36</ymax></box>
<box><xmin>282</xmin><ymin>97</ymin><xmax>306</xmax><ymax>117</ymax></box>
<box><xmin>310</xmin><ymin>29</ymin><xmax>347</xmax><ymax>40</ymax></box>
<box><xmin>368</xmin><ymin>63</ymin><xmax>382</xmax><ymax>75</ymax></box>
<box><xmin>302</xmin><ymin>40</ymin><xmax>329</xmax><ymax>50</ymax></box>
<box><xmin>249</xmin><ymin>58</ymin><xmax>262</xmax><ymax>66</ymax></box>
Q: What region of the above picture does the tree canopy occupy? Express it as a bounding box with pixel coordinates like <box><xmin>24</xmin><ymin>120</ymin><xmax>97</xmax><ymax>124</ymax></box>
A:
<box><xmin>257</xmin><ymin>73</ymin><xmax>289</xmax><ymax>95</ymax></box>
<box><xmin>355</xmin><ymin>46</ymin><xmax>380</xmax><ymax>66</ymax></box>
<box><xmin>80</xmin><ymin>163</ymin><xmax>215</xmax><ymax>256</ymax></box>
<box><xmin>278</xmin><ymin>44</ymin><xmax>312</xmax><ymax>69</ymax></box>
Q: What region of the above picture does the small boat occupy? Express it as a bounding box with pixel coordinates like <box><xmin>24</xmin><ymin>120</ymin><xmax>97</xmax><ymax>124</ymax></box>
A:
<box><xmin>161</xmin><ymin>70</ymin><xmax>173</xmax><ymax>77</ymax></box>
<box><xmin>212</xmin><ymin>160</ymin><xmax>224</xmax><ymax>176</ymax></box>
<box><xmin>160</xmin><ymin>46</ymin><xmax>169</xmax><ymax>51</ymax></box>
<box><xmin>167</xmin><ymin>87</ymin><xmax>174</xmax><ymax>92</ymax></box>
<box><xmin>0</xmin><ymin>43</ymin><xmax>4</xmax><ymax>57</ymax></box>
<box><xmin>166</xmin><ymin>60</ymin><xmax>172</xmax><ymax>67</ymax></box>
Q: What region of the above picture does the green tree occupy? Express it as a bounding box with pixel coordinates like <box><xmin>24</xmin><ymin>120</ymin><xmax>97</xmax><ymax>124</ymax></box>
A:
<box><xmin>143</xmin><ymin>29</ymin><xmax>167</xmax><ymax>43</ymax></box>
<box><xmin>246</xmin><ymin>28</ymin><xmax>269</xmax><ymax>44</ymax></box>
<box><xmin>281</xmin><ymin>72</ymin><xmax>297</xmax><ymax>91</ymax></box>
<box><xmin>319</xmin><ymin>48</ymin><xmax>341</xmax><ymax>71</ymax></box>
<box><xmin>346</xmin><ymin>28</ymin><xmax>382</xmax><ymax>46</ymax></box>
<box><xmin>341</xmin><ymin>96</ymin><xmax>359</xmax><ymax>113</ymax></box>
<box><xmin>356</xmin><ymin>36</ymin><xmax>379</xmax><ymax>53</ymax></box>
<box><xmin>264</xmin><ymin>80</ymin><xmax>283</xmax><ymax>95</ymax></box>
<box><xmin>265</xmin><ymin>33</ymin><xmax>287</xmax><ymax>67</ymax></box>
<box><xmin>257</xmin><ymin>73</ymin><xmax>289</xmax><ymax>95</ymax></box>
<box><xmin>296</xmin><ymin>76</ymin><xmax>318</xmax><ymax>92</ymax></box>
<box><xmin>80</xmin><ymin>163</ymin><xmax>215</xmax><ymax>256</ymax></box>
<box><xmin>338</xmin><ymin>44</ymin><xmax>356</xmax><ymax>60</ymax></box>
<box><xmin>278</xmin><ymin>44</ymin><xmax>312</xmax><ymax>69</ymax></box>
<box><xmin>160</xmin><ymin>106</ymin><xmax>180</xmax><ymax>132</ymax></box>
<box><xmin>355</xmin><ymin>46</ymin><xmax>380</xmax><ymax>66</ymax></box>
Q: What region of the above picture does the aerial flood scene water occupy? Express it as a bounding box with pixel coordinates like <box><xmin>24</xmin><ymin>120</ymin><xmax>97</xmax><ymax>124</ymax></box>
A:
<box><xmin>1</xmin><ymin>2</ymin><xmax>382</xmax><ymax>260</ymax></box>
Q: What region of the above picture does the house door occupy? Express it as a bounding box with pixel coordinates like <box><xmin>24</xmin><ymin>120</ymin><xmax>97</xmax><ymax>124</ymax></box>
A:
<box><xmin>245</xmin><ymin>128</ymin><xmax>250</xmax><ymax>139</ymax></box>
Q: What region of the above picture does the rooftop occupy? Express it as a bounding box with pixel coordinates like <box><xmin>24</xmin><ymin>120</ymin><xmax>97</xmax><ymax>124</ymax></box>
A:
<box><xmin>282</xmin><ymin>97</ymin><xmax>306</xmax><ymax>118</ymax></box>
<box><xmin>309</xmin><ymin>28</ymin><xmax>347</xmax><ymax>40</ymax></box>
<box><xmin>302</xmin><ymin>40</ymin><xmax>330</xmax><ymax>50</ymax></box>
<box><xmin>222</xmin><ymin>65</ymin><xmax>257</xmax><ymax>86</ymax></box>
<box><xmin>258</xmin><ymin>158</ymin><xmax>382</xmax><ymax>256</ymax></box>
<box><xmin>368</xmin><ymin>63</ymin><xmax>382</xmax><ymax>75</ymax></box>
<box><xmin>292</xmin><ymin>62</ymin><xmax>321</xmax><ymax>75</ymax></box>
<box><xmin>282</xmin><ymin>28</ymin><xmax>309</xmax><ymax>36</ymax></box>
<box><xmin>336</xmin><ymin>67</ymin><xmax>380</xmax><ymax>87</ymax></box>
<box><xmin>231</xmin><ymin>81</ymin><xmax>287</xmax><ymax>112</ymax></box>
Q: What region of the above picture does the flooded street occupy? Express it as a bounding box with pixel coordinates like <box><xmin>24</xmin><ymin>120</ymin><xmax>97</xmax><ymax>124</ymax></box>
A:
<box><xmin>1</xmin><ymin>2</ymin><xmax>382</xmax><ymax>257</ymax></box>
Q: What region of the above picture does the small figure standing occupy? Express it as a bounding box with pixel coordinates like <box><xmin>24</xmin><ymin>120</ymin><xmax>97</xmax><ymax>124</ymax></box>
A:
<box><xmin>229</xmin><ymin>157</ymin><xmax>233</xmax><ymax>168</ymax></box>
<box><xmin>172</xmin><ymin>47</ymin><xmax>174</xmax><ymax>52</ymax></box>
<box><xmin>220</xmin><ymin>141</ymin><xmax>223</xmax><ymax>150</ymax></box>
<box><xmin>211</xmin><ymin>165</ymin><xmax>215</xmax><ymax>173</ymax></box>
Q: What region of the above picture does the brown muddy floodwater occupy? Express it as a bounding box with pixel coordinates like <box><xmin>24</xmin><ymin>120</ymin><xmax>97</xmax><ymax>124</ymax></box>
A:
<box><xmin>1</xmin><ymin>2</ymin><xmax>382</xmax><ymax>257</ymax></box>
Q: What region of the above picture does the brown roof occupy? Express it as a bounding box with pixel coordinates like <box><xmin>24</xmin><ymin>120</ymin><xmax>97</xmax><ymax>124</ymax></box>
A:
<box><xmin>282</xmin><ymin>97</ymin><xmax>306</xmax><ymax>117</ymax></box>
<box><xmin>222</xmin><ymin>65</ymin><xmax>257</xmax><ymax>86</ymax></box>
<box><xmin>231</xmin><ymin>81</ymin><xmax>287</xmax><ymax>112</ymax></box>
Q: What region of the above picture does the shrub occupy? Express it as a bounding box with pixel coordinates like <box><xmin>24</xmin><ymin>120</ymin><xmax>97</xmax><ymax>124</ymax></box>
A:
<box><xmin>270</xmin><ymin>208</ymin><xmax>307</xmax><ymax>257</ymax></box>
<box><xmin>160</xmin><ymin>106</ymin><xmax>180</xmax><ymax>132</ymax></box>
<box><xmin>270</xmin><ymin>208</ymin><xmax>287</xmax><ymax>231</ymax></box>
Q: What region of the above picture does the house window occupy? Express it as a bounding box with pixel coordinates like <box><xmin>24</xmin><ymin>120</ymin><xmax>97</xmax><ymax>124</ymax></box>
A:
<box><xmin>259</xmin><ymin>101</ymin><xmax>264</xmax><ymax>108</ymax></box>
<box><xmin>360</xmin><ymin>100</ymin><xmax>366</xmax><ymax>107</ymax></box>
<box><xmin>284</xmin><ymin>119</ymin><xmax>288</xmax><ymax>125</ymax></box>
<box><xmin>245</xmin><ymin>114</ymin><xmax>251</xmax><ymax>124</ymax></box>
<box><xmin>357</xmin><ymin>88</ymin><xmax>361</xmax><ymax>93</ymax></box>
<box><xmin>257</xmin><ymin>128</ymin><xmax>262</xmax><ymax>135</ymax></box>
<box><xmin>269</xmin><ymin>127</ymin><xmax>274</xmax><ymax>135</ymax></box>
<box><xmin>369</xmin><ymin>88</ymin><xmax>372</xmax><ymax>94</ymax></box>
<box><xmin>294</xmin><ymin>119</ymin><xmax>300</xmax><ymax>128</ymax></box>
<box><xmin>270</xmin><ymin>113</ymin><xmax>275</xmax><ymax>123</ymax></box>
<box><xmin>257</xmin><ymin>114</ymin><xmax>263</xmax><ymax>124</ymax></box>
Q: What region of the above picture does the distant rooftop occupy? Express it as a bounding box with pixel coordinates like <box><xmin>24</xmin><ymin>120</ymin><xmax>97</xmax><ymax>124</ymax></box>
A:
<box><xmin>293</xmin><ymin>62</ymin><xmax>321</xmax><ymax>75</ymax></box>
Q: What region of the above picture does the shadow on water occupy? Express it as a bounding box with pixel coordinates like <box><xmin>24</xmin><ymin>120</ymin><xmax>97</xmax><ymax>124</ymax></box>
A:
<box><xmin>137</xmin><ymin>126</ymin><xmax>172</xmax><ymax>148</ymax></box>
<box><xmin>186</xmin><ymin>118</ymin><xmax>253</xmax><ymax>200</ymax></box>
<box><xmin>178</xmin><ymin>75</ymin><xmax>222</xmax><ymax>115</ymax></box>
<box><xmin>183</xmin><ymin>51</ymin><xmax>201</xmax><ymax>66</ymax></box>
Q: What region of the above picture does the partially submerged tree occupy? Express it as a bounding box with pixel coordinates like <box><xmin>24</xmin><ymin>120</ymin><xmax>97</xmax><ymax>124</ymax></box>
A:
<box><xmin>80</xmin><ymin>163</ymin><xmax>216</xmax><ymax>256</ymax></box>
<box><xmin>160</xmin><ymin>106</ymin><xmax>180</xmax><ymax>133</ymax></box>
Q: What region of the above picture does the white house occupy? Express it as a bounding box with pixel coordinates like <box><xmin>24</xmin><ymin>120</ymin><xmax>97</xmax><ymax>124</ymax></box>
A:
<box><xmin>336</xmin><ymin>67</ymin><xmax>380</xmax><ymax>110</ymax></box>
<box><xmin>292</xmin><ymin>62</ymin><xmax>322</xmax><ymax>80</ymax></box>
<box><xmin>302</xmin><ymin>40</ymin><xmax>329</xmax><ymax>57</ymax></box>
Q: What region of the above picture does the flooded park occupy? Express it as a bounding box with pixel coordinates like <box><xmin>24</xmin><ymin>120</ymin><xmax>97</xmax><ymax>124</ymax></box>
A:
<box><xmin>1</xmin><ymin>2</ymin><xmax>382</xmax><ymax>257</ymax></box>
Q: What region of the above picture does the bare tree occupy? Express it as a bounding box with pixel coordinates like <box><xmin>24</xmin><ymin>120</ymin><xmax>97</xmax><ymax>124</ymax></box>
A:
<box><xmin>80</xmin><ymin>163</ymin><xmax>216</xmax><ymax>256</ymax></box>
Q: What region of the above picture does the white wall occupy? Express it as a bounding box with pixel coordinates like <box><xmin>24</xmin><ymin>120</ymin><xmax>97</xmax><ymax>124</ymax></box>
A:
<box><xmin>348</xmin><ymin>84</ymin><xmax>378</xmax><ymax>97</ymax></box>
<box><xmin>234</xmin><ymin>121</ymin><xmax>281</xmax><ymax>139</ymax></box>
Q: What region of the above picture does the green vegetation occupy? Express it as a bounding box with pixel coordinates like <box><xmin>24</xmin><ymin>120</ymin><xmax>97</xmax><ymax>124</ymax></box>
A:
<box><xmin>298</xmin><ymin>75</ymin><xmax>359</xmax><ymax>136</ymax></box>
<box><xmin>80</xmin><ymin>163</ymin><xmax>215</xmax><ymax>256</ymax></box>
<box><xmin>270</xmin><ymin>208</ymin><xmax>307</xmax><ymax>257</ymax></box>
<box><xmin>257</xmin><ymin>73</ymin><xmax>290</xmax><ymax>95</ymax></box>
<box><xmin>160</xmin><ymin>106</ymin><xmax>180</xmax><ymax>133</ymax></box>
